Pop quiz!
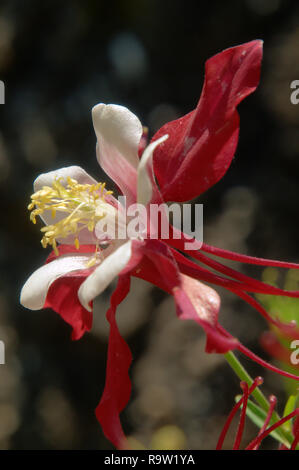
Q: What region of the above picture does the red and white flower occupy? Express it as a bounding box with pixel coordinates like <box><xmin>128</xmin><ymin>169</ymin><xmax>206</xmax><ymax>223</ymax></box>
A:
<box><xmin>20</xmin><ymin>40</ymin><xmax>299</xmax><ymax>448</ymax></box>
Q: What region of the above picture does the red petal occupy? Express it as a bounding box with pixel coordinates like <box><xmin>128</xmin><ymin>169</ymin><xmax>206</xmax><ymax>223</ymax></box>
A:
<box><xmin>201</xmin><ymin>242</ymin><xmax>299</xmax><ymax>269</ymax></box>
<box><xmin>138</xmin><ymin>240</ymin><xmax>238</xmax><ymax>353</ymax></box>
<box><xmin>95</xmin><ymin>275</ymin><xmax>132</xmax><ymax>449</ymax></box>
<box><xmin>44</xmin><ymin>269</ymin><xmax>93</xmax><ymax>341</ymax></box>
<box><xmin>152</xmin><ymin>40</ymin><xmax>263</xmax><ymax>202</ymax></box>
<box><xmin>189</xmin><ymin>249</ymin><xmax>299</xmax><ymax>299</ymax></box>
<box><xmin>44</xmin><ymin>245</ymin><xmax>96</xmax><ymax>340</ymax></box>
<box><xmin>166</xmin><ymin>235</ymin><xmax>299</xmax><ymax>337</ymax></box>
<box><xmin>173</xmin><ymin>281</ymin><xmax>239</xmax><ymax>353</ymax></box>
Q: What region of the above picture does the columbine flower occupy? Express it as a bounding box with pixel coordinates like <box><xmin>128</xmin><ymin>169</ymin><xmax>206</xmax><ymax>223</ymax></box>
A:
<box><xmin>21</xmin><ymin>40</ymin><xmax>299</xmax><ymax>448</ymax></box>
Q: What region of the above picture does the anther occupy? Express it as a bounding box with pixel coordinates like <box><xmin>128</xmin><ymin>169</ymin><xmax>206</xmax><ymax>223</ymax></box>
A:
<box><xmin>28</xmin><ymin>176</ymin><xmax>113</xmax><ymax>256</ymax></box>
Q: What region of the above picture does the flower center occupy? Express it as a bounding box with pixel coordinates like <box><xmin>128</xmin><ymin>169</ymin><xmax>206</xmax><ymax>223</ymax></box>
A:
<box><xmin>28</xmin><ymin>177</ymin><xmax>113</xmax><ymax>257</ymax></box>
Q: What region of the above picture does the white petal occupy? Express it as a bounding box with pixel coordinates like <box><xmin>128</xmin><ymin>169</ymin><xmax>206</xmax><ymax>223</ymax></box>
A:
<box><xmin>137</xmin><ymin>134</ymin><xmax>168</xmax><ymax>206</ymax></box>
<box><xmin>33</xmin><ymin>166</ymin><xmax>101</xmax><ymax>245</ymax></box>
<box><xmin>33</xmin><ymin>166</ymin><xmax>96</xmax><ymax>228</ymax></box>
<box><xmin>92</xmin><ymin>104</ymin><xmax>142</xmax><ymax>169</ymax></box>
<box><xmin>34</xmin><ymin>166</ymin><xmax>97</xmax><ymax>192</ymax></box>
<box><xmin>20</xmin><ymin>254</ymin><xmax>91</xmax><ymax>310</ymax></box>
<box><xmin>78</xmin><ymin>240</ymin><xmax>132</xmax><ymax>311</ymax></box>
<box><xmin>92</xmin><ymin>104</ymin><xmax>142</xmax><ymax>203</ymax></box>
<box><xmin>33</xmin><ymin>166</ymin><xmax>121</xmax><ymax>246</ymax></box>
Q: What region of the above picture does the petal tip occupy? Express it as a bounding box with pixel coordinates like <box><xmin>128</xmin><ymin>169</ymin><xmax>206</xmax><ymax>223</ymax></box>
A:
<box><xmin>20</xmin><ymin>283</ymin><xmax>41</xmax><ymax>311</ymax></box>
<box><xmin>92</xmin><ymin>102</ymin><xmax>105</xmax><ymax>115</ymax></box>
<box><xmin>91</xmin><ymin>103</ymin><xmax>106</xmax><ymax>127</ymax></box>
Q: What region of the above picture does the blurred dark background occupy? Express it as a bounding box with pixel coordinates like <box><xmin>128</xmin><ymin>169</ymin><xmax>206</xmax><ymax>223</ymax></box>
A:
<box><xmin>0</xmin><ymin>0</ymin><xmax>298</xmax><ymax>450</ymax></box>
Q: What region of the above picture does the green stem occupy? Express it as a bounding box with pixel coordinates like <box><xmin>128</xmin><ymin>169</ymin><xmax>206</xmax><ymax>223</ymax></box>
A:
<box><xmin>224</xmin><ymin>350</ymin><xmax>294</xmax><ymax>446</ymax></box>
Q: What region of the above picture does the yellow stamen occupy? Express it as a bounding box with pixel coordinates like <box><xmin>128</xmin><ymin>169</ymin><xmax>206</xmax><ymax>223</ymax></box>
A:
<box><xmin>52</xmin><ymin>239</ymin><xmax>59</xmax><ymax>256</ymax></box>
<box><xmin>85</xmin><ymin>244</ymin><xmax>102</xmax><ymax>268</ymax></box>
<box><xmin>28</xmin><ymin>176</ymin><xmax>113</xmax><ymax>256</ymax></box>
<box><xmin>86</xmin><ymin>257</ymin><xmax>98</xmax><ymax>268</ymax></box>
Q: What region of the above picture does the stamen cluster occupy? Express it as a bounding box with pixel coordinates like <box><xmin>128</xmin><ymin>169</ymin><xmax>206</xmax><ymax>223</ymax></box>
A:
<box><xmin>28</xmin><ymin>177</ymin><xmax>112</xmax><ymax>255</ymax></box>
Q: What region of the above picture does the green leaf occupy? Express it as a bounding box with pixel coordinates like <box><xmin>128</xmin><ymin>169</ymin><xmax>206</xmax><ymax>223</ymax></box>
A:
<box><xmin>283</xmin><ymin>394</ymin><xmax>298</xmax><ymax>432</ymax></box>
